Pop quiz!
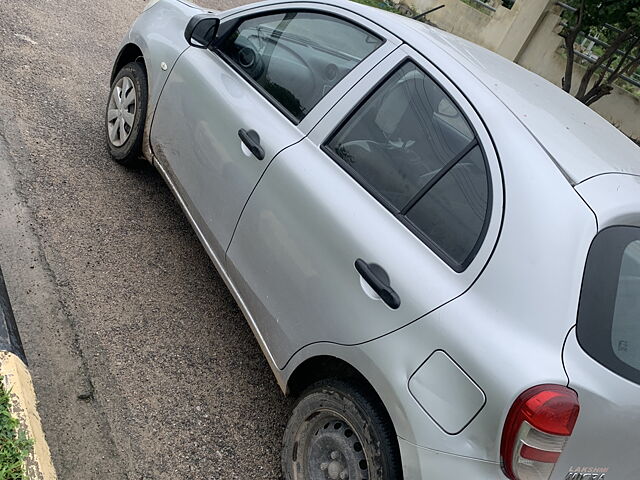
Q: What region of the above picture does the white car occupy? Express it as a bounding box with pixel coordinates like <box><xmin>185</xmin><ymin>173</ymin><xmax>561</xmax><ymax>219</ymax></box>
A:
<box><xmin>107</xmin><ymin>0</ymin><xmax>640</xmax><ymax>478</ymax></box>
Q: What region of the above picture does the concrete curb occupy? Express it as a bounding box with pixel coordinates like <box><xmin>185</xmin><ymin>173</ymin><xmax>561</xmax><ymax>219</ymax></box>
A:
<box><xmin>0</xmin><ymin>268</ymin><xmax>57</xmax><ymax>480</ymax></box>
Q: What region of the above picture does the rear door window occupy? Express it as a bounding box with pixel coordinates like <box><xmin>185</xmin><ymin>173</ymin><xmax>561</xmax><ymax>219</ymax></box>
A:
<box><xmin>217</xmin><ymin>11</ymin><xmax>383</xmax><ymax>123</ymax></box>
<box><xmin>578</xmin><ymin>226</ymin><xmax>640</xmax><ymax>384</ymax></box>
<box><xmin>324</xmin><ymin>61</ymin><xmax>490</xmax><ymax>270</ymax></box>
<box><xmin>404</xmin><ymin>145</ymin><xmax>488</xmax><ymax>266</ymax></box>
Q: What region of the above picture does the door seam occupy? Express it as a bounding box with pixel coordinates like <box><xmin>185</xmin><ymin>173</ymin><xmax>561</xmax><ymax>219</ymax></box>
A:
<box><xmin>224</xmin><ymin>43</ymin><xmax>404</xmax><ymax>257</ymax></box>
<box><xmin>224</xmin><ymin>136</ymin><xmax>306</xmax><ymax>256</ymax></box>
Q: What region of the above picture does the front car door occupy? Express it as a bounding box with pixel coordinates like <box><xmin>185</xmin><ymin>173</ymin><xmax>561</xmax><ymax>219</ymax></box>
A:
<box><xmin>150</xmin><ymin>4</ymin><xmax>397</xmax><ymax>263</ymax></box>
<box><xmin>227</xmin><ymin>45</ymin><xmax>504</xmax><ymax>368</ymax></box>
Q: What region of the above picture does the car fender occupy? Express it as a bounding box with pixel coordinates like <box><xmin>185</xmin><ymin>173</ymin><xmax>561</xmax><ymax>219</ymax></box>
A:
<box><xmin>280</xmin><ymin>303</ymin><xmax>573</xmax><ymax>464</ymax></box>
<box><xmin>280</xmin><ymin>340</ymin><xmax>416</xmax><ymax>450</ymax></box>
<box><xmin>112</xmin><ymin>0</ymin><xmax>208</xmax><ymax>162</ymax></box>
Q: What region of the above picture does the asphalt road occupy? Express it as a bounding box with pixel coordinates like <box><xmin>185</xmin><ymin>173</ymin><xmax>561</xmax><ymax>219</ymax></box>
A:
<box><xmin>0</xmin><ymin>1</ymin><xmax>292</xmax><ymax>478</ymax></box>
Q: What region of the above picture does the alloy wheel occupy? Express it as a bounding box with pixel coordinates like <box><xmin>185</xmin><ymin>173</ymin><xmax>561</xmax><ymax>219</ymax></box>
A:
<box><xmin>107</xmin><ymin>76</ymin><xmax>137</xmax><ymax>147</ymax></box>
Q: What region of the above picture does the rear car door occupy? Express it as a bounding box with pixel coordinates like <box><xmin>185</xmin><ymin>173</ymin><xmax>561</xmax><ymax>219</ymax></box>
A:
<box><xmin>227</xmin><ymin>45</ymin><xmax>503</xmax><ymax>368</ymax></box>
<box><xmin>554</xmin><ymin>226</ymin><xmax>640</xmax><ymax>479</ymax></box>
<box><xmin>150</xmin><ymin>5</ymin><xmax>396</xmax><ymax>262</ymax></box>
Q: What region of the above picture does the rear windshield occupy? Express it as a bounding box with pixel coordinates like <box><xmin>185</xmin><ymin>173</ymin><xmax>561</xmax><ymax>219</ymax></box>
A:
<box><xmin>578</xmin><ymin>226</ymin><xmax>640</xmax><ymax>385</ymax></box>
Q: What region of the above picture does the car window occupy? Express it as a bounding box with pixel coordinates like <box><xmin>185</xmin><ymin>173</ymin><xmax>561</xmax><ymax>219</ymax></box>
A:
<box><xmin>217</xmin><ymin>11</ymin><xmax>383</xmax><ymax>122</ymax></box>
<box><xmin>612</xmin><ymin>240</ymin><xmax>640</xmax><ymax>370</ymax></box>
<box><xmin>578</xmin><ymin>226</ymin><xmax>640</xmax><ymax>386</ymax></box>
<box><xmin>327</xmin><ymin>62</ymin><xmax>474</xmax><ymax>210</ymax></box>
<box><xmin>325</xmin><ymin>61</ymin><xmax>489</xmax><ymax>270</ymax></box>
<box><xmin>405</xmin><ymin>146</ymin><xmax>488</xmax><ymax>265</ymax></box>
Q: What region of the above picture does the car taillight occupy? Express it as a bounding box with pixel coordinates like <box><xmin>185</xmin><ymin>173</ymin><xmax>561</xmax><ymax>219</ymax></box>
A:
<box><xmin>501</xmin><ymin>385</ymin><xmax>580</xmax><ymax>480</ymax></box>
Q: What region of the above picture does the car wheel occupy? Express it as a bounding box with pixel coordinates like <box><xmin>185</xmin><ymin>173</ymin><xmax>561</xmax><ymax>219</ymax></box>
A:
<box><xmin>282</xmin><ymin>379</ymin><xmax>402</xmax><ymax>480</ymax></box>
<box><xmin>105</xmin><ymin>61</ymin><xmax>147</xmax><ymax>166</ymax></box>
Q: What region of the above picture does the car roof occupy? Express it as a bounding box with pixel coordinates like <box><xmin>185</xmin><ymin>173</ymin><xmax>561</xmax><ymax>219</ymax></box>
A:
<box><xmin>320</xmin><ymin>0</ymin><xmax>640</xmax><ymax>184</ymax></box>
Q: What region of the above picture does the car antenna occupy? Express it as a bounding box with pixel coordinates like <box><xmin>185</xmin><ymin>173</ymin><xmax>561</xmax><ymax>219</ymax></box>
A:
<box><xmin>412</xmin><ymin>4</ymin><xmax>445</xmax><ymax>21</ymax></box>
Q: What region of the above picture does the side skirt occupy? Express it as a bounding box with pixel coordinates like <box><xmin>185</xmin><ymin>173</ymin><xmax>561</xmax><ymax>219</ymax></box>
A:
<box><xmin>153</xmin><ymin>156</ymin><xmax>287</xmax><ymax>392</ymax></box>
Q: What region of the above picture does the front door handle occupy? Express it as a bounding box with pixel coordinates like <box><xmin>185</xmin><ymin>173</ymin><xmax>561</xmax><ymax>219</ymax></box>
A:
<box><xmin>355</xmin><ymin>258</ymin><xmax>401</xmax><ymax>310</ymax></box>
<box><xmin>238</xmin><ymin>128</ymin><xmax>265</xmax><ymax>160</ymax></box>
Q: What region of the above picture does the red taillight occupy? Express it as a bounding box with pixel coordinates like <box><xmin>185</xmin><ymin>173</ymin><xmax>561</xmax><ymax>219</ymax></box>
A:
<box><xmin>501</xmin><ymin>385</ymin><xmax>580</xmax><ymax>480</ymax></box>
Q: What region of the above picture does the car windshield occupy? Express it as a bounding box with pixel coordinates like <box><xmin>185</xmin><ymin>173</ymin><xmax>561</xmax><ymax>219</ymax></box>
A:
<box><xmin>578</xmin><ymin>226</ymin><xmax>640</xmax><ymax>385</ymax></box>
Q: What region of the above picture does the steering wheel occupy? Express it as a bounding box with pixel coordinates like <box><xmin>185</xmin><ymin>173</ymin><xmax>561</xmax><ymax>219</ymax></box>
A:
<box><xmin>233</xmin><ymin>36</ymin><xmax>264</xmax><ymax>79</ymax></box>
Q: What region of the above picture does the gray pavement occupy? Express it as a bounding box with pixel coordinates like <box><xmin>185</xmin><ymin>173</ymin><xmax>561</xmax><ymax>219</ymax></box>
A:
<box><xmin>0</xmin><ymin>1</ymin><xmax>291</xmax><ymax>478</ymax></box>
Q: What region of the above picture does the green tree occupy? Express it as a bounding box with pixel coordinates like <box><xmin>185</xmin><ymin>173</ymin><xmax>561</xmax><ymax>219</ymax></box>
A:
<box><xmin>561</xmin><ymin>0</ymin><xmax>640</xmax><ymax>105</ymax></box>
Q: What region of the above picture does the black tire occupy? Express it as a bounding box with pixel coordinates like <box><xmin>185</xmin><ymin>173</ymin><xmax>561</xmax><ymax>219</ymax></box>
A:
<box><xmin>282</xmin><ymin>379</ymin><xmax>402</xmax><ymax>480</ymax></box>
<box><xmin>105</xmin><ymin>61</ymin><xmax>148</xmax><ymax>166</ymax></box>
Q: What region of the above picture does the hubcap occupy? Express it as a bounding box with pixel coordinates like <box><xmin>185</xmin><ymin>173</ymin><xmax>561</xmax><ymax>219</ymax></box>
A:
<box><xmin>303</xmin><ymin>415</ymin><xmax>369</xmax><ymax>480</ymax></box>
<box><xmin>107</xmin><ymin>76</ymin><xmax>137</xmax><ymax>147</ymax></box>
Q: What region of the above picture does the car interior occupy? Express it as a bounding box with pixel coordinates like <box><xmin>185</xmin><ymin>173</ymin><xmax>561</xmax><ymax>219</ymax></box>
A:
<box><xmin>328</xmin><ymin>64</ymin><xmax>488</xmax><ymax>264</ymax></box>
<box><xmin>329</xmin><ymin>65</ymin><xmax>477</xmax><ymax>209</ymax></box>
<box><xmin>220</xmin><ymin>13</ymin><xmax>381</xmax><ymax>121</ymax></box>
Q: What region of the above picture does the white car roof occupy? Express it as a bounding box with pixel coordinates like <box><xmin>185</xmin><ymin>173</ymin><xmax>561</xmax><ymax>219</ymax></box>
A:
<box><xmin>335</xmin><ymin>0</ymin><xmax>640</xmax><ymax>184</ymax></box>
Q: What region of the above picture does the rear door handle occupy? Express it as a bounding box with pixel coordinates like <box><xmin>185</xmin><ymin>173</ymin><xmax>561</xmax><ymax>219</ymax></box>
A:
<box><xmin>238</xmin><ymin>128</ymin><xmax>265</xmax><ymax>160</ymax></box>
<box><xmin>355</xmin><ymin>258</ymin><xmax>401</xmax><ymax>310</ymax></box>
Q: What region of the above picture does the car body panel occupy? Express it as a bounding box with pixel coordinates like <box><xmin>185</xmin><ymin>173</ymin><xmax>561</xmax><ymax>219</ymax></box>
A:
<box><xmin>123</xmin><ymin>0</ymin><xmax>202</xmax><ymax>106</ymax></box>
<box><xmin>552</xmin><ymin>181</ymin><xmax>640</xmax><ymax>479</ymax></box>
<box><xmin>554</xmin><ymin>328</ymin><xmax>640</xmax><ymax>480</ymax></box>
<box><xmin>120</xmin><ymin>0</ymin><xmax>206</xmax><ymax>161</ymax></box>
<box><xmin>150</xmin><ymin>44</ymin><xmax>304</xmax><ymax>260</ymax></box>
<box><xmin>153</xmin><ymin>155</ymin><xmax>288</xmax><ymax>384</ymax></box>
<box><xmin>280</xmin><ymin>87</ymin><xmax>597</xmax><ymax>462</ymax></box>
<box><xmin>408</xmin><ymin>350</ymin><xmax>486</xmax><ymax>436</ymax></box>
<box><xmin>150</xmin><ymin>2</ymin><xmax>400</xmax><ymax>259</ymax></box>
<box><xmin>575</xmin><ymin>173</ymin><xmax>640</xmax><ymax>229</ymax></box>
<box><xmin>226</xmin><ymin>46</ymin><xmax>504</xmax><ymax>368</ymax></box>
<box><xmin>398</xmin><ymin>438</ymin><xmax>503</xmax><ymax>480</ymax></box>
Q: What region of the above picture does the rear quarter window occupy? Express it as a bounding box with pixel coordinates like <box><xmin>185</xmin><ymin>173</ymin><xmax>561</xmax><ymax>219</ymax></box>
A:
<box><xmin>578</xmin><ymin>226</ymin><xmax>640</xmax><ymax>385</ymax></box>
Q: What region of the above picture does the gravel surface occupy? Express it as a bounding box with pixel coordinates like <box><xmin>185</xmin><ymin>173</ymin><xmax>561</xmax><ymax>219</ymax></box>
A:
<box><xmin>0</xmin><ymin>0</ymin><xmax>292</xmax><ymax>478</ymax></box>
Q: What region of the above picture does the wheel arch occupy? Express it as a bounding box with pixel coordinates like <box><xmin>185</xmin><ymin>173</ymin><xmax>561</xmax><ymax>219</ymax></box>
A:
<box><xmin>111</xmin><ymin>43</ymin><xmax>146</xmax><ymax>84</ymax></box>
<box><xmin>286</xmin><ymin>354</ymin><xmax>400</xmax><ymax>436</ymax></box>
<box><xmin>281</xmin><ymin>340</ymin><xmax>424</xmax><ymax>446</ymax></box>
<box><xmin>287</xmin><ymin>355</ymin><xmax>371</xmax><ymax>396</ymax></box>
<box><xmin>285</xmin><ymin>354</ymin><xmax>405</xmax><ymax>478</ymax></box>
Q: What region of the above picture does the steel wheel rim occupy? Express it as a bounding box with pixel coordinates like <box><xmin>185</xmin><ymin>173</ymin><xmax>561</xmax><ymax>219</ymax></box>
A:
<box><xmin>107</xmin><ymin>76</ymin><xmax>137</xmax><ymax>147</ymax></box>
<box><xmin>296</xmin><ymin>409</ymin><xmax>370</xmax><ymax>480</ymax></box>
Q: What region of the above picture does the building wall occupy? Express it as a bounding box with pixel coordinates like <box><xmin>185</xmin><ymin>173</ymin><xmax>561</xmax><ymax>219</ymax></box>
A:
<box><xmin>405</xmin><ymin>0</ymin><xmax>640</xmax><ymax>139</ymax></box>
<box><xmin>517</xmin><ymin>6</ymin><xmax>640</xmax><ymax>139</ymax></box>
<box><xmin>409</xmin><ymin>0</ymin><xmax>517</xmax><ymax>53</ymax></box>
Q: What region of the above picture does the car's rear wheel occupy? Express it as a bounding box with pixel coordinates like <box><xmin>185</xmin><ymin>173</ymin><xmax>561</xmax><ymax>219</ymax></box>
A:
<box><xmin>282</xmin><ymin>379</ymin><xmax>402</xmax><ymax>480</ymax></box>
<box><xmin>105</xmin><ymin>61</ymin><xmax>147</xmax><ymax>166</ymax></box>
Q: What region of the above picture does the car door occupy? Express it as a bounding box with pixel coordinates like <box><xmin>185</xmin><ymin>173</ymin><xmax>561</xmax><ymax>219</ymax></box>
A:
<box><xmin>150</xmin><ymin>5</ymin><xmax>397</xmax><ymax>262</ymax></box>
<box><xmin>227</xmin><ymin>45</ymin><xmax>504</xmax><ymax>369</ymax></box>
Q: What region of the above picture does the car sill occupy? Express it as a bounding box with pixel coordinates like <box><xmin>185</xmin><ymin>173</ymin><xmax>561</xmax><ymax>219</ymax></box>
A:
<box><xmin>152</xmin><ymin>156</ymin><xmax>286</xmax><ymax>391</ymax></box>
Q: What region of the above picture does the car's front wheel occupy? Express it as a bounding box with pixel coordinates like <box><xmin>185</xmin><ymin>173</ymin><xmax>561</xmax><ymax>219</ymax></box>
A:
<box><xmin>105</xmin><ymin>61</ymin><xmax>148</xmax><ymax>166</ymax></box>
<box><xmin>282</xmin><ymin>379</ymin><xmax>402</xmax><ymax>480</ymax></box>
